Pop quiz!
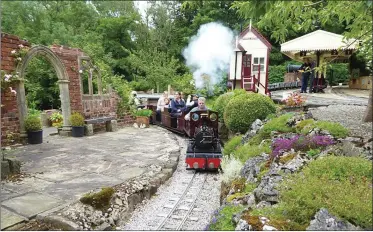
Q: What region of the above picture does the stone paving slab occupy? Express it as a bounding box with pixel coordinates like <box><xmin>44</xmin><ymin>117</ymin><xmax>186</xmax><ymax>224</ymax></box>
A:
<box><xmin>1</xmin><ymin>207</ymin><xmax>27</xmax><ymax>230</ymax></box>
<box><xmin>1</xmin><ymin>126</ymin><xmax>180</xmax><ymax>229</ymax></box>
<box><xmin>1</xmin><ymin>192</ymin><xmax>63</xmax><ymax>218</ymax></box>
<box><xmin>42</xmin><ymin>173</ymin><xmax>124</xmax><ymax>201</ymax></box>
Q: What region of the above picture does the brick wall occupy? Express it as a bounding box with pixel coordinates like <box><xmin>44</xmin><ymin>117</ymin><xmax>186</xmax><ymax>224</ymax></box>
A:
<box><xmin>1</xmin><ymin>33</ymin><xmax>30</xmax><ymax>145</ymax></box>
<box><xmin>1</xmin><ymin>33</ymin><xmax>135</xmax><ymax>146</ymax></box>
<box><xmin>50</xmin><ymin>45</ymin><xmax>84</xmax><ymax>113</ymax></box>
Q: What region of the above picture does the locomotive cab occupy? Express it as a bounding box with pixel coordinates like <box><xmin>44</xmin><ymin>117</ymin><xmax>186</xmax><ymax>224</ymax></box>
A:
<box><xmin>185</xmin><ymin>110</ymin><xmax>222</xmax><ymax>171</ymax></box>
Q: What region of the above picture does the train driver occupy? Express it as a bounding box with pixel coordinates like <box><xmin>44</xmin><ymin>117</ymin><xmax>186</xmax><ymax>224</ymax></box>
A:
<box><xmin>184</xmin><ymin>97</ymin><xmax>208</xmax><ymax>121</ymax></box>
<box><xmin>170</xmin><ymin>91</ymin><xmax>186</xmax><ymax>117</ymax></box>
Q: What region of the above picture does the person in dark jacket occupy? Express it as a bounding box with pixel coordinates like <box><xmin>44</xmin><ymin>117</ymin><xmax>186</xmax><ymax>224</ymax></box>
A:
<box><xmin>299</xmin><ymin>58</ymin><xmax>312</xmax><ymax>93</ymax></box>
<box><xmin>170</xmin><ymin>91</ymin><xmax>186</xmax><ymax>117</ymax></box>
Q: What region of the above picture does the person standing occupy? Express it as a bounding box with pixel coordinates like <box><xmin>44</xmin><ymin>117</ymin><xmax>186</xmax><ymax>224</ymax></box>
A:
<box><xmin>299</xmin><ymin>58</ymin><xmax>312</xmax><ymax>93</ymax></box>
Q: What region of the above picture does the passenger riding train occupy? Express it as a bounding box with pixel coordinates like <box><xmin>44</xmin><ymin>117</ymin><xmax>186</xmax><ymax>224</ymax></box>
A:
<box><xmin>146</xmin><ymin>104</ymin><xmax>223</xmax><ymax>172</ymax></box>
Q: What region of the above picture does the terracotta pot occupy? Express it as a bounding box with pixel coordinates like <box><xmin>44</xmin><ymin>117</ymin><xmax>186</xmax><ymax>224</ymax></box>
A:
<box><xmin>136</xmin><ymin>116</ymin><xmax>150</xmax><ymax>127</ymax></box>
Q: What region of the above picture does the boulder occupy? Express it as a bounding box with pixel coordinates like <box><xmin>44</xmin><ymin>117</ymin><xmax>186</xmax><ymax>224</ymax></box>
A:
<box><xmin>240</xmin><ymin>154</ymin><xmax>269</xmax><ymax>182</ymax></box>
<box><xmin>307</xmin><ymin>208</ymin><xmax>361</xmax><ymax>231</ymax></box>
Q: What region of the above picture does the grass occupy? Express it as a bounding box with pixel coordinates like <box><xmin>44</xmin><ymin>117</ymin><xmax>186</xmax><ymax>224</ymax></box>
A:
<box><xmin>298</xmin><ymin>119</ymin><xmax>349</xmax><ymax>138</ymax></box>
<box><xmin>208</xmin><ymin>205</ymin><xmax>245</xmax><ymax>230</ymax></box>
<box><xmin>233</xmin><ymin>143</ymin><xmax>271</xmax><ymax>163</ymax></box>
<box><xmin>261</xmin><ymin>113</ymin><xmax>295</xmax><ymax>137</ymax></box>
<box><xmin>250</xmin><ymin>156</ymin><xmax>373</xmax><ymax>230</ymax></box>
<box><xmin>223</xmin><ymin>135</ymin><xmax>242</xmax><ymax>156</ymax></box>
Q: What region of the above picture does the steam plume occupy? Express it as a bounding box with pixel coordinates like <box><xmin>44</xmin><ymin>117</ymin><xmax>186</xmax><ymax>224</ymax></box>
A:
<box><xmin>182</xmin><ymin>22</ymin><xmax>235</xmax><ymax>90</ymax></box>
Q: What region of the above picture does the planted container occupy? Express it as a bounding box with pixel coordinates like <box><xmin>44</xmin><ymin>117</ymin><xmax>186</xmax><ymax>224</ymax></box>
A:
<box><xmin>69</xmin><ymin>112</ymin><xmax>85</xmax><ymax>137</ymax></box>
<box><xmin>25</xmin><ymin>115</ymin><xmax>43</xmax><ymax>144</ymax></box>
<box><xmin>135</xmin><ymin>109</ymin><xmax>153</xmax><ymax>128</ymax></box>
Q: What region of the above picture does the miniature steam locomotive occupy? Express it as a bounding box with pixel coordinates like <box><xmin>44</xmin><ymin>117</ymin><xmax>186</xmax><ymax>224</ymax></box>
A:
<box><xmin>147</xmin><ymin>105</ymin><xmax>222</xmax><ymax>171</ymax></box>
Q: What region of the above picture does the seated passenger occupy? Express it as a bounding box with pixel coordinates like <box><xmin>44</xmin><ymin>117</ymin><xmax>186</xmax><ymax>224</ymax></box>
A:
<box><xmin>170</xmin><ymin>91</ymin><xmax>186</xmax><ymax>117</ymax></box>
<box><xmin>156</xmin><ymin>91</ymin><xmax>168</xmax><ymax>112</ymax></box>
<box><xmin>185</xmin><ymin>94</ymin><xmax>199</xmax><ymax>113</ymax></box>
<box><xmin>185</xmin><ymin>97</ymin><xmax>208</xmax><ymax>121</ymax></box>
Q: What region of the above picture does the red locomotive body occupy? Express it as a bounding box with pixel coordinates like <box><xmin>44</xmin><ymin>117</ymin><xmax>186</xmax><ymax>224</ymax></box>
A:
<box><xmin>147</xmin><ymin>105</ymin><xmax>222</xmax><ymax>171</ymax></box>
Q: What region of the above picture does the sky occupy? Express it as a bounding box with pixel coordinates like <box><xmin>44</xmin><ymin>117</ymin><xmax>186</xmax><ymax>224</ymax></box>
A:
<box><xmin>134</xmin><ymin>1</ymin><xmax>151</xmax><ymax>22</ymax></box>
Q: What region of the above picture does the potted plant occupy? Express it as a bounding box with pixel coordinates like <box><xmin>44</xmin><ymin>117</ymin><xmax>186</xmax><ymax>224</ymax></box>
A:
<box><xmin>25</xmin><ymin>115</ymin><xmax>43</xmax><ymax>144</ymax></box>
<box><xmin>69</xmin><ymin>112</ymin><xmax>85</xmax><ymax>137</ymax></box>
<box><xmin>50</xmin><ymin>112</ymin><xmax>63</xmax><ymax>128</ymax></box>
<box><xmin>135</xmin><ymin>109</ymin><xmax>153</xmax><ymax>128</ymax></box>
<box><xmin>281</xmin><ymin>92</ymin><xmax>307</xmax><ymax>112</ymax></box>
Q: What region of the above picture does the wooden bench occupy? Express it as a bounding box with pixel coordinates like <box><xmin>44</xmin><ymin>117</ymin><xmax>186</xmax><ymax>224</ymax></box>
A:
<box><xmin>84</xmin><ymin>116</ymin><xmax>117</xmax><ymax>135</ymax></box>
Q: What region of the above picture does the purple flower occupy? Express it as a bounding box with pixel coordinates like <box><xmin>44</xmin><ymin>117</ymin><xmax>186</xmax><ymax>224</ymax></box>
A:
<box><xmin>271</xmin><ymin>135</ymin><xmax>335</xmax><ymax>158</ymax></box>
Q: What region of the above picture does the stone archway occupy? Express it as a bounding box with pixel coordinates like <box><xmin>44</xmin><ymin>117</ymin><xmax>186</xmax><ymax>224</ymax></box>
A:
<box><xmin>15</xmin><ymin>45</ymin><xmax>72</xmax><ymax>138</ymax></box>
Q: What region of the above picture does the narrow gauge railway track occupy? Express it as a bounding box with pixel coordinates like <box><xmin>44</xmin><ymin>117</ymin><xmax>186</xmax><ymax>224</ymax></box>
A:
<box><xmin>156</xmin><ymin>171</ymin><xmax>207</xmax><ymax>230</ymax></box>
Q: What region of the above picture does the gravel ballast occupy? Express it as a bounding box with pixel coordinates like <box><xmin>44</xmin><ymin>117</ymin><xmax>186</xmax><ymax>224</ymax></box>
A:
<box><xmin>119</xmin><ymin>136</ymin><xmax>221</xmax><ymax>230</ymax></box>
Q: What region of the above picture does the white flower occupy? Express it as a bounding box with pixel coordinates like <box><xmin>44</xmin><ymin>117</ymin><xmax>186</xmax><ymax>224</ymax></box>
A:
<box><xmin>4</xmin><ymin>74</ymin><xmax>12</xmax><ymax>82</ymax></box>
<box><xmin>16</xmin><ymin>57</ymin><xmax>22</xmax><ymax>61</ymax></box>
<box><xmin>79</xmin><ymin>70</ymin><xmax>83</xmax><ymax>73</ymax></box>
<box><xmin>9</xmin><ymin>87</ymin><xmax>17</xmax><ymax>95</ymax></box>
<box><xmin>18</xmin><ymin>44</ymin><xmax>24</xmax><ymax>48</ymax></box>
<box><xmin>11</xmin><ymin>50</ymin><xmax>16</xmax><ymax>54</ymax></box>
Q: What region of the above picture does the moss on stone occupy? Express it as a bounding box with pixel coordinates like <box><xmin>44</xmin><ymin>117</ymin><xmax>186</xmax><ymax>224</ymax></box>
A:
<box><xmin>241</xmin><ymin>211</ymin><xmax>263</xmax><ymax>231</ymax></box>
<box><xmin>230</xmin><ymin>177</ymin><xmax>246</xmax><ymax>192</ymax></box>
<box><xmin>267</xmin><ymin>218</ymin><xmax>307</xmax><ymax>231</ymax></box>
<box><xmin>80</xmin><ymin>187</ymin><xmax>115</xmax><ymax>210</ymax></box>
<box><xmin>226</xmin><ymin>192</ymin><xmax>246</xmax><ymax>202</ymax></box>
<box><xmin>279</xmin><ymin>153</ymin><xmax>297</xmax><ymax>164</ymax></box>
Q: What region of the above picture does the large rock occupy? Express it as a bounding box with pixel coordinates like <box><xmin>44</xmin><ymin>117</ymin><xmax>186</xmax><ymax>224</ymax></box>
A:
<box><xmin>240</xmin><ymin>154</ymin><xmax>269</xmax><ymax>183</ymax></box>
<box><xmin>307</xmin><ymin>208</ymin><xmax>361</xmax><ymax>231</ymax></box>
<box><xmin>280</xmin><ymin>153</ymin><xmax>310</xmax><ymax>173</ymax></box>
<box><xmin>241</xmin><ymin>119</ymin><xmax>263</xmax><ymax>144</ymax></box>
<box><xmin>235</xmin><ymin>219</ymin><xmax>251</xmax><ymax>231</ymax></box>
<box><xmin>253</xmin><ymin>174</ymin><xmax>282</xmax><ymax>203</ymax></box>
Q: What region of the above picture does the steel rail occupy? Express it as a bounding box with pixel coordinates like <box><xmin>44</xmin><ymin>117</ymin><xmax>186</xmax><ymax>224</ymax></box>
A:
<box><xmin>176</xmin><ymin>173</ymin><xmax>208</xmax><ymax>231</ymax></box>
<box><xmin>156</xmin><ymin>171</ymin><xmax>197</xmax><ymax>230</ymax></box>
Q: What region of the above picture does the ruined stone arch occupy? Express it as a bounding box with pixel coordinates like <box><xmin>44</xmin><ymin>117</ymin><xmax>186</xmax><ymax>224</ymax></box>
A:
<box><xmin>15</xmin><ymin>45</ymin><xmax>72</xmax><ymax>137</ymax></box>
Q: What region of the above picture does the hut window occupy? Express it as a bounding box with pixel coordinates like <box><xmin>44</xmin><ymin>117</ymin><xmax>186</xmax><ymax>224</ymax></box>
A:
<box><xmin>253</xmin><ymin>57</ymin><xmax>265</xmax><ymax>71</ymax></box>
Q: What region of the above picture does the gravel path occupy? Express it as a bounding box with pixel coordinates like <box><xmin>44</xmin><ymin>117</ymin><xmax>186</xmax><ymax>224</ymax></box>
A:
<box><xmin>309</xmin><ymin>105</ymin><xmax>372</xmax><ymax>139</ymax></box>
<box><xmin>119</xmin><ymin>136</ymin><xmax>221</xmax><ymax>231</ymax></box>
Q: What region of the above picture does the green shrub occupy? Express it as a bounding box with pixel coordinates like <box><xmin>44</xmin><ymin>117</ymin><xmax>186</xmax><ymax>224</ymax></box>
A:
<box><xmin>135</xmin><ymin>109</ymin><xmax>152</xmax><ymax>117</ymax></box>
<box><xmin>233</xmin><ymin>143</ymin><xmax>271</xmax><ymax>163</ymax></box>
<box><xmin>268</xmin><ymin>65</ymin><xmax>286</xmax><ymax>83</ymax></box>
<box><xmin>213</xmin><ymin>92</ymin><xmax>234</xmax><ymax>122</ymax></box>
<box><xmin>300</xmin><ymin>120</ymin><xmax>349</xmax><ymax>138</ymax></box>
<box><xmin>253</xmin><ymin>156</ymin><xmax>372</xmax><ymax>229</ymax></box>
<box><xmin>224</xmin><ymin>93</ymin><xmax>276</xmax><ymax>133</ymax></box>
<box><xmin>223</xmin><ymin>135</ymin><xmax>242</xmax><ymax>156</ymax></box>
<box><xmin>261</xmin><ymin>113</ymin><xmax>295</xmax><ymax>136</ymax></box>
<box><xmin>69</xmin><ymin>112</ymin><xmax>85</xmax><ymax>127</ymax></box>
<box><xmin>25</xmin><ymin>115</ymin><xmax>42</xmax><ymax>132</ymax></box>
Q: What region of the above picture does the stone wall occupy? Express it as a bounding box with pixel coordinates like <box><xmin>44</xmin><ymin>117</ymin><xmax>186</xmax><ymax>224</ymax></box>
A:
<box><xmin>1</xmin><ymin>33</ymin><xmax>30</xmax><ymax>145</ymax></box>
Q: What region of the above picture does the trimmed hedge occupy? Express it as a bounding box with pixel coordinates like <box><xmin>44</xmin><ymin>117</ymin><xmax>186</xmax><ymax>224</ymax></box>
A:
<box><xmin>224</xmin><ymin>93</ymin><xmax>276</xmax><ymax>133</ymax></box>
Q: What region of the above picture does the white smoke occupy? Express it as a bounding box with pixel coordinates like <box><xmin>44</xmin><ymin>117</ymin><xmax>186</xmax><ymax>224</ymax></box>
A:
<box><xmin>182</xmin><ymin>22</ymin><xmax>235</xmax><ymax>90</ymax></box>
